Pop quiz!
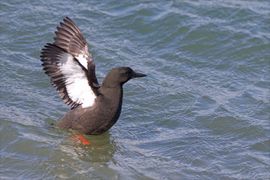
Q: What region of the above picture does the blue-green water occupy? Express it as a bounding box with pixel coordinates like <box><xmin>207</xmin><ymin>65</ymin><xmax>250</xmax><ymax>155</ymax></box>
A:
<box><xmin>1</xmin><ymin>1</ymin><xmax>270</xmax><ymax>179</ymax></box>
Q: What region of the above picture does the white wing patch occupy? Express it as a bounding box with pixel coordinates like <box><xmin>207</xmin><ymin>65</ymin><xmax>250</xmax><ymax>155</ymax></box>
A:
<box><xmin>75</xmin><ymin>53</ymin><xmax>89</xmax><ymax>69</ymax></box>
<box><xmin>59</xmin><ymin>53</ymin><xmax>96</xmax><ymax>108</ymax></box>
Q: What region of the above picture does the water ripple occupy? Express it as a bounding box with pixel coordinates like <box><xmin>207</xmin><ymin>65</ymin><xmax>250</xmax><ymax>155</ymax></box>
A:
<box><xmin>1</xmin><ymin>0</ymin><xmax>269</xmax><ymax>179</ymax></box>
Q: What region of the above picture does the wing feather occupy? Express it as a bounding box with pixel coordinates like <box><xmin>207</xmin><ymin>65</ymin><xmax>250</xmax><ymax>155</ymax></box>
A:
<box><xmin>40</xmin><ymin>17</ymin><xmax>99</xmax><ymax>109</ymax></box>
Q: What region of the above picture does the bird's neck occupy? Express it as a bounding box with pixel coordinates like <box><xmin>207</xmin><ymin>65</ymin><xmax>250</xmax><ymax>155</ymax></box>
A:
<box><xmin>99</xmin><ymin>85</ymin><xmax>123</xmax><ymax>124</ymax></box>
<box><xmin>102</xmin><ymin>71</ymin><xmax>126</xmax><ymax>88</ymax></box>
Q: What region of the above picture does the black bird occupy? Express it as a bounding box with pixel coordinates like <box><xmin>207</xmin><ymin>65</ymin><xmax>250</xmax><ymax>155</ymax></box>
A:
<box><xmin>40</xmin><ymin>17</ymin><xmax>146</xmax><ymax>135</ymax></box>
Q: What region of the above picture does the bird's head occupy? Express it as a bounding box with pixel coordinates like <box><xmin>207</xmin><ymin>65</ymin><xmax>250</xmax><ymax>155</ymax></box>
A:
<box><xmin>102</xmin><ymin>67</ymin><xmax>146</xmax><ymax>88</ymax></box>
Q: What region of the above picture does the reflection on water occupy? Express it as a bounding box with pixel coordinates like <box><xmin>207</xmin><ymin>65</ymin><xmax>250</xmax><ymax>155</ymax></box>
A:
<box><xmin>40</xmin><ymin>131</ymin><xmax>119</xmax><ymax>179</ymax></box>
<box><xmin>60</xmin><ymin>132</ymin><xmax>116</xmax><ymax>163</ymax></box>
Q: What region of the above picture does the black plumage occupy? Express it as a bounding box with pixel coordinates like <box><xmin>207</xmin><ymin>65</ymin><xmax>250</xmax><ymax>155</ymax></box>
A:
<box><xmin>40</xmin><ymin>17</ymin><xmax>146</xmax><ymax>134</ymax></box>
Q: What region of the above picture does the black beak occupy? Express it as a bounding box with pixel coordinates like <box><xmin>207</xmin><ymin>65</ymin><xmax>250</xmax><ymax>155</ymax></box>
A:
<box><xmin>132</xmin><ymin>71</ymin><xmax>147</xmax><ymax>78</ymax></box>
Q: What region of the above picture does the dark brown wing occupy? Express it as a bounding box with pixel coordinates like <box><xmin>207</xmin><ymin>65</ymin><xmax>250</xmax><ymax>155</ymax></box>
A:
<box><xmin>54</xmin><ymin>17</ymin><xmax>98</xmax><ymax>86</ymax></box>
<box><xmin>41</xmin><ymin>44</ymin><xmax>97</xmax><ymax>109</ymax></box>
<box><xmin>40</xmin><ymin>17</ymin><xmax>99</xmax><ymax>109</ymax></box>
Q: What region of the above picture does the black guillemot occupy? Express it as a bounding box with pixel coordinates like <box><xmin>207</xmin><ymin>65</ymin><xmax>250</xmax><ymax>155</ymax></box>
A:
<box><xmin>40</xmin><ymin>17</ymin><xmax>146</xmax><ymax>135</ymax></box>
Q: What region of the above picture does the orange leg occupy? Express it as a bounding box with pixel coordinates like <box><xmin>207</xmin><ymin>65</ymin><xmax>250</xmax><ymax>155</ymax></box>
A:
<box><xmin>72</xmin><ymin>134</ymin><xmax>91</xmax><ymax>145</ymax></box>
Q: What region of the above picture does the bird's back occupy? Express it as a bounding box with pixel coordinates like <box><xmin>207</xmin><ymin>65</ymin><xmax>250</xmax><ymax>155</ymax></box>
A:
<box><xmin>57</xmin><ymin>85</ymin><xmax>123</xmax><ymax>135</ymax></box>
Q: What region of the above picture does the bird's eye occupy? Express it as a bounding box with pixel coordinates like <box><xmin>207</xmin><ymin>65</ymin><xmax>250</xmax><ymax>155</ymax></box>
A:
<box><xmin>120</xmin><ymin>68</ymin><xmax>132</xmax><ymax>77</ymax></box>
<box><xmin>125</xmin><ymin>71</ymin><xmax>130</xmax><ymax>75</ymax></box>
<box><xmin>126</xmin><ymin>70</ymin><xmax>132</xmax><ymax>76</ymax></box>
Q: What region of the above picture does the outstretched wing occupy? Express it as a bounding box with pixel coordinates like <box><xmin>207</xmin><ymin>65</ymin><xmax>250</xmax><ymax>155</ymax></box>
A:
<box><xmin>40</xmin><ymin>17</ymin><xmax>99</xmax><ymax>109</ymax></box>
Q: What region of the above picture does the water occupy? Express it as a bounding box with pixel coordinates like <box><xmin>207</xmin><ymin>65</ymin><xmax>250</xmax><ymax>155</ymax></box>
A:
<box><xmin>1</xmin><ymin>0</ymin><xmax>270</xmax><ymax>179</ymax></box>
